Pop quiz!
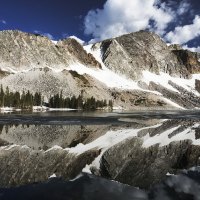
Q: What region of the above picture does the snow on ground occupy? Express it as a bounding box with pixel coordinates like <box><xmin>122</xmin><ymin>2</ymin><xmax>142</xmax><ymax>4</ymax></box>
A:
<box><xmin>143</xmin><ymin>71</ymin><xmax>179</xmax><ymax>93</ymax></box>
<box><xmin>67</xmin><ymin>63</ymin><xmax>142</xmax><ymax>90</ymax></box>
<box><xmin>82</xmin><ymin>44</ymin><xmax>142</xmax><ymax>90</ymax></box>
<box><xmin>161</xmin><ymin>98</ymin><xmax>185</xmax><ymax>110</ymax></box>
<box><xmin>32</xmin><ymin>106</ymin><xmax>48</xmax><ymax>111</ymax></box>
<box><xmin>33</xmin><ymin>106</ymin><xmax>77</xmax><ymax>112</ymax></box>
<box><xmin>48</xmin><ymin>108</ymin><xmax>77</xmax><ymax>111</ymax></box>
<box><xmin>0</xmin><ymin>144</ymin><xmax>29</xmax><ymax>151</ymax></box>
<box><xmin>0</xmin><ymin>107</ymin><xmax>22</xmax><ymax>113</ymax></box>
<box><xmin>82</xmin><ymin>44</ymin><xmax>200</xmax><ymax>109</ymax></box>
<box><xmin>45</xmin><ymin>145</ymin><xmax>63</xmax><ymax>153</ymax></box>
<box><xmin>143</xmin><ymin>71</ymin><xmax>200</xmax><ymax>96</ymax></box>
<box><xmin>51</xmin><ymin>40</ymin><xmax>58</xmax><ymax>45</ymax></box>
<box><xmin>0</xmin><ymin>107</ymin><xmax>14</xmax><ymax>111</ymax></box>
<box><xmin>0</xmin><ymin>66</ymin><xmax>18</xmax><ymax>74</ymax></box>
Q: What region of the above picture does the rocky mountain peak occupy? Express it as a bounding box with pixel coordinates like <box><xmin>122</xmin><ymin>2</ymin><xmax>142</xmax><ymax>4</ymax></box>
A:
<box><xmin>0</xmin><ymin>30</ymin><xmax>101</xmax><ymax>73</ymax></box>
<box><xmin>98</xmin><ymin>30</ymin><xmax>200</xmax><ymax>80</ymax></box>
<box><xmin>58</xmin><ymin>38</ymin><xmax>101</xmax><ymax>68</ymax></box>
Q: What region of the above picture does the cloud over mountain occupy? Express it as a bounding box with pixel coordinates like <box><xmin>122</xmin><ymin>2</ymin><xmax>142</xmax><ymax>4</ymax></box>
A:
<box><xmin>166</xmin><ymin>15</ymin><xmax>200</xmax><ymax>45</ymax></box>
<box><xmin>84</xmin><ymin>0</ymin><xmax>192</xmax><ymax>42</ymax></box>
<box><xmin>84</xmin><ymin>0</ymin><xmax>176</xmax><ymax>42</ymax></box>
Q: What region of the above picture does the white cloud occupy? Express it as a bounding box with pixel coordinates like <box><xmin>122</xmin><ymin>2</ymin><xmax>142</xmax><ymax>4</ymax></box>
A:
<box><xmin>183</xmin><ymin>45</ymin><xmax>200</xmax><ymax>53</ymax></box>
<box><xmin>177</xmin><ymin>0</ymin><xmax>190</xmax><ymax>15</ymax></box>
<box><xmin>33</xmin><ymin>30</ymin><xmax>54</xmax><ymax>40</ymax></box>
<box><xmin>0</xmin><ymin>20</ymin><xmax>6</xmax><ymax>25</ymax></box>
<box><xmin>84</xmin><ymin>0</ymin><xmax>175</xmax><ymax>42</ymax></box>
<box><xmin>165</xmin><ymin>15</ymin><xmax>200</xmax><ymax>44</ymax></box>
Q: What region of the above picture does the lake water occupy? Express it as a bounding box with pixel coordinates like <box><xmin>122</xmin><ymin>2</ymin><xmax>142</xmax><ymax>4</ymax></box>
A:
<box><xmin>0</xmin><ymin>110</ymin><xmax>200</xmax><ymax>199</ymax></box>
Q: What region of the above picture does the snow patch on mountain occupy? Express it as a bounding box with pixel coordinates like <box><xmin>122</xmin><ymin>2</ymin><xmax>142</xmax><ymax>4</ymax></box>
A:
<box><xmin>161</xmin><ymin>98</ymin><xmax>185</xmax><ymax>110</ymax></box>
<box><xmin>143</xmin><ymin>71</ymin><xmax>200</xmax><ymax>96</ymax></box>
<box><xmin>67</xmin><ymin>63</ymin><xmax>141</xmax><ymax>90</ymax></box>
<box><xmin>51</xmin><ymin>40</ymin><xmax>58</xmax><ymax>45</ymax></box>
<box><xmin>68</xmin><ymin>36</ymin><xmax>85</xmax><ymax>45</ymax></box>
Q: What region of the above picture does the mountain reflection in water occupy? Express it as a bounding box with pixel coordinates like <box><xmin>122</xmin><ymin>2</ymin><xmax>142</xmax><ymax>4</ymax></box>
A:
<box><xmin>0</xmin><ymin>111</ymin><xmax>200</xmax><ymax>199</ymax></box>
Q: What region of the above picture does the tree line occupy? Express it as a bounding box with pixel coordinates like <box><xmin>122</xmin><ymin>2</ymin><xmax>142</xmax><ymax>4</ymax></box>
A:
<box><xmin>0</xmin><ymin>85</ymin><xmax>113</xmax><ymax>110</ymax></box>
<box><xmin>0</xmin><ymin>85</ymin><xmax>42</xmax><ymax>109</ymax></box>
<box><xmin>49</xmin><ymin>92</ymin><xmax>113</xmax><ymax>110</ymax></box>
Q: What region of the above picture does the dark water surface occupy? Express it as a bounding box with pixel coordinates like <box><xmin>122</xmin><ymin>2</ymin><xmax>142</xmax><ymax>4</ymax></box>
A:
<box><xmin>1</xmin><ymin>110</ymin><xmax>200</xmax><ymax>125</ymax></box>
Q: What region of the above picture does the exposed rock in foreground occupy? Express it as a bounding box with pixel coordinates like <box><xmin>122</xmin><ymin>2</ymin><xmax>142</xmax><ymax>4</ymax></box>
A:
<box><xmin>1</xmin><ymin>169</ymin><xmax>200</xmax><ymax>200</ymax></box>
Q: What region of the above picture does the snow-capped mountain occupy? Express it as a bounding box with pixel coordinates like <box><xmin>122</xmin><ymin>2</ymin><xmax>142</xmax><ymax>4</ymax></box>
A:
<box><xmin>0</xmin><ymin>30</ymin><xmax>200</xmax><ymax>109</ymax></box>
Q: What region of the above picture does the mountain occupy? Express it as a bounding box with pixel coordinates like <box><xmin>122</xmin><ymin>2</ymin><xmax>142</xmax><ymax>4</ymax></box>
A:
<box><xmin>99</xmin><ymin>31</ymin><xmax>200</xmax><ymax>79</ymax></box>
<box><xmin>0</xmin><ymin>30</ymin><xmax>100</xmax><ymax>71</ymax></box>
<box><xmin>0</xmin><ymin>30</ymin><xmax>200</xmax><ymax>109</ymax></box>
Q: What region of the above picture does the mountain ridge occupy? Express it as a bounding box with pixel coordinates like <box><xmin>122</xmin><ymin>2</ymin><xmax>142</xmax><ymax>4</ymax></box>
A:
<box><xmin>0</xmin><ymin>29</ymin><xmax>200</xmax><ymax>110</ymax></box>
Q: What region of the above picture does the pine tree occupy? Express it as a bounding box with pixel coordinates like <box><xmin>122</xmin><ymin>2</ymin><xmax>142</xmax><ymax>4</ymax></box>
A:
<box><xmin>13</xmin><ymin>92</ymin><xmax>20</xmax><ymax>108</ymax></box>
<box><xmin>70</xmin><ymin>95</ymin><xmax>77</xmax><ymax>109</ymax></box>
<box><xmin>108</xmin><ymin>100</ymin><xmax>113</xmax><ymax>109</ymax></box>
<box><xmin>0</xmin><ymin>85</ymin><xmax>4</xmax><ymax>107</ymax></box>
<box><xmin>4</xmin><ymin>86</ymin><xmax>10</xmax><ymax>107</ymax></box>
<box><xmin>59</xmin><ymin>90</ymin><xmax>64</xmax><ymax>108</ymax></box>
<box><xmin>77</xmin><ymin>95</ymin><xmax>83</xmax><ymax>109</ymax></box>
<box><xmin>33</xmin><ymin>92</ymin><xmax>42</xmax><ymax>106</ymax></box>
<box><xmin>21</xmin><ymin>90</ymin><xmax>26</xmax><ymax>109</ymax></box>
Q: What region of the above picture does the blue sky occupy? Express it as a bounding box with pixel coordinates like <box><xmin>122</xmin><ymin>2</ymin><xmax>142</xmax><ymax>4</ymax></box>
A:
<box><xmin>0</xmin><ymin>0</ymin><xmax>106</xmax><ymax>41</ymax></box>
<box><xmin>0</xmin><ymin>0</ymin><xmax>199</xmax><ymax>51</ymax></box>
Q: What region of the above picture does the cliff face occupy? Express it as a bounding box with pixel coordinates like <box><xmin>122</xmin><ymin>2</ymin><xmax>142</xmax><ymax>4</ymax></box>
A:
<box><xmin>98</xmin><ymin>31</ymin><xmax>200</xmax><ymax>79</ymax></box>
<box><xmin>58</xmin><ymin>38</ymin><xmax>101</xmax><ymax>68</ymax></box>
<box><xmin>0</xmin><ymin>30</ymin><xmax>101</xmax><ymax>72</ymax></box>
<box><xmin>172</xmin><ymin>49</ymin><xmax>200</xmax><ymax>74</ymax></box>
